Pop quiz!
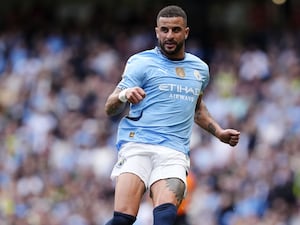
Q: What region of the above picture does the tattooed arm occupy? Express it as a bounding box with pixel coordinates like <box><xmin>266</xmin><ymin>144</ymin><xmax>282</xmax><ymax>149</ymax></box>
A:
<box><xmin>105</xmin><ymin>87</ymin><xmax>146</xmax><ymax>116</ymax></box>
<box><xmin>194</xmin><ymin>95</ymin><xmax>223</xmax><ymax>137</ymax></box>
<box><xmin>194</xmin><ymin>95</ymin><xmax>240</xmax><ymax>146</ymax></box>
<box><xmin>104</xmin><ymin>88</ymin><xmax>126</xmax><ymax>116</ymax></box>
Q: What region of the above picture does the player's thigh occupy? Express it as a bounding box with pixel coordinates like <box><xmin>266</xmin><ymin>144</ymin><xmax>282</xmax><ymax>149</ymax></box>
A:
<box><xmin>150</xmin><ymin>177</ymin><xmax>185</xmax><ymax>207</ymax></box>
<box><xmin>149</xmin><ymin>148</ymin><xmax>189</xmax><ymax>207</ymax></box>
<box><xmin>114</xmin><ymin>172</ymin><xmax>146</xmax><ymax>216</ymax></box>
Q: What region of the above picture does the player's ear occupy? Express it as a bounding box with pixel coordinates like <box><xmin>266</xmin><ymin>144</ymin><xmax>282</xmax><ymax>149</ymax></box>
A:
<box><xmin>185</xmin><ymin>27</ymin><xmax>190</xmax><ymax>40</ymax></box>
<box><xmin>155</xmin><ymin>27</ymin><xmax>159</xmax><ymax>39</ymax></box>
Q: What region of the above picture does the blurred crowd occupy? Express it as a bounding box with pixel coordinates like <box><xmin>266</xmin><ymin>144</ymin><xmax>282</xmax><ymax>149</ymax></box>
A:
<box><xmin>0</xmin><ymin>3</ymin><xmax>300</xmax><ymax>225</ymax></box>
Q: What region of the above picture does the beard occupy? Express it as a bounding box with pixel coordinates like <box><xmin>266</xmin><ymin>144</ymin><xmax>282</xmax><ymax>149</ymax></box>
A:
<box><xmin>158</xmin><ymin>39</ymin><xmax>184</xmax><ymax>58</ymax></box>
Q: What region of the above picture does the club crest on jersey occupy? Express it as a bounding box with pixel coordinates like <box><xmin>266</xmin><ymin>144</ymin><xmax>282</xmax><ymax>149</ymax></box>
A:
<box><xmin>129</xmin><ymin>131</ymin><xmax>135</xmax><ymax>138</ymax></box>
<box><xmin>175</xmin><ymin>67</ymin><xmax>185</xmax><ymax>78</ymax></box>
<box><xmin>194</xmin><ymin>70</ymin><xmax>202</xmax><ymax>80</ymax></box>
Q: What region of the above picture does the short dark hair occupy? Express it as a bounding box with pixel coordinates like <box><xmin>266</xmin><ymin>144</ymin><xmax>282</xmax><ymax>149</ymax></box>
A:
<box><xmin>156</xmin><ymin>5</ymin><xmax>187</xmax><ymax>26</ymax></box>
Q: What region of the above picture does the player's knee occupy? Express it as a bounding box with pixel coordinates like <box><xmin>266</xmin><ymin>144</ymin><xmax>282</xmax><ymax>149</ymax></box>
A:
<box><xmin>105</xmin><ymin>211</ymin><xmax>136</xmax><ymax>225</ymax></box>
<box><xmin>153</xmin><ymin>203</ymin><xmax>177</xmax><ymax>225</ymax></box>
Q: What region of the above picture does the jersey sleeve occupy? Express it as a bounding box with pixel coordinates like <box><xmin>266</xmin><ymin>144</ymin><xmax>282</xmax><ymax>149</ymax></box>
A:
<box><xmin>117</xmin><ymin>55</ymin><xmax>145</xmax><ymax>90</ymax></box>
<box><xmin>201</xmin><ymin>63</ymin><xmax>210</xmax><ymax>92</ymax></box>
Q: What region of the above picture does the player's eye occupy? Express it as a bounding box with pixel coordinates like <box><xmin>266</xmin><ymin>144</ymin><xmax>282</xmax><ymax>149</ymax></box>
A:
<box><xmin>172</xmin><ymin>27</ymin><xmax>182</xmax><ymax>33</ymax></box>
<box><xmin>160</xmin><ymin>27</ymin><xmax>169</xmax><ymax>33</ymax></box>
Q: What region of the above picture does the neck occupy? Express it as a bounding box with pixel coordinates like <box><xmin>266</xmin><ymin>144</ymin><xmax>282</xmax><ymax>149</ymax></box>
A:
<box><xmin>157</xmin><ymin>46</ymin><xmax>185</xmax><ymax>61</ymax></box>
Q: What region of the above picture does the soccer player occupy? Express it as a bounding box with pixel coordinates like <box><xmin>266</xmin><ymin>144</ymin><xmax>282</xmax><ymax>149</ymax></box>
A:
<box><xmin>104</xmin><ymin>5</ymin><xmax>240</xmax><ymax>225</ymax></box>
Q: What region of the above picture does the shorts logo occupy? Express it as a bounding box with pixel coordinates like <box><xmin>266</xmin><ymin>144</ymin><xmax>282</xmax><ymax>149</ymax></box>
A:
<box><xmin>129</xmin><ymin>132</ymin><xmax>135</xmax><ymax>138</ymax></box>
<box><xmin>175</xmin><ymin>67</ymin><xmax>185</xmax><ymax>78</ymax></box>
<box><xmin>116</xmin><ymin>157</ymin><xmax>126</xmax><ymax>168</ymax></box>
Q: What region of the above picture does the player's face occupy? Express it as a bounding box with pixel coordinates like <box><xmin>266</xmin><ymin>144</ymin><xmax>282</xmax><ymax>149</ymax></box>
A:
<box><xmin>155</xmin><ymin>17</ymin><xmax>189</xmax><ymax>60</ymax></box>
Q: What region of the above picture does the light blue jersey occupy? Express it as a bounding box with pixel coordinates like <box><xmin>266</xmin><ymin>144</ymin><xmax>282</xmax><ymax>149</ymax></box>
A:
<box><xmin>116</xmin><ymin>47</ymin><xmax>210</xmax><ymax>154</ymax></box>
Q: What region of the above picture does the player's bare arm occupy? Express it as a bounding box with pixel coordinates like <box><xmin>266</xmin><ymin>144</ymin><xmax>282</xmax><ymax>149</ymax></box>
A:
<box><xmin>105</xmin><ymin>87</ymin><xmax>146</xmax><ymax>116</ymax></box>
<box><xmin>194</xmin><ymin>96</ymin><xmax>240</xmax><ymax>146</ymax></box>
<box><xmin>194</xmin><ymin>96</ymin><xmax>222</xmax><ymax>136</ymax></box>
<box><xmin>104</xmin><ymin>88</ymin><xmax>126</xmax><ymax>116</ymax></box>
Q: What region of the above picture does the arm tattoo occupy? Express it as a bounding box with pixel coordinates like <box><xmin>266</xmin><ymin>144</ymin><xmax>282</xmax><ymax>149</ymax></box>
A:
<box><xmin>195</xmin><ymin>111</ymin><xmax>201</xmax><ymax>121</ymax></box>
<box><xmin>208</xmin><ymin>123</ymin><xmax>216</xmax><ymax>135</ymax></box>
<box><xmin>165</xmin><ymin>178</ymin><xmax>185</xmax><ymax>205</ymax></box>
<box><xmin>195</xmin><ymin>102</ymin><xmax>217</xmax><ymax>136</ymax></box>
<box><xmin>107</xmin><ymin>101</ymin><xmax>125</xmax><ymax>115</ymax></box>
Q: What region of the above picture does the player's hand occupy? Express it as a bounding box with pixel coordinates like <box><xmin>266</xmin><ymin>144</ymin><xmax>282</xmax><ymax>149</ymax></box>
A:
<box><xmin>126</xmin><ymin>87</ymin><xmax>146</xmax><ymax>104</ymax></box>
<box><xmin>218</xmin><ymin>129</ymin><xmax>240</xmax><ymax>147</ymax></box>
